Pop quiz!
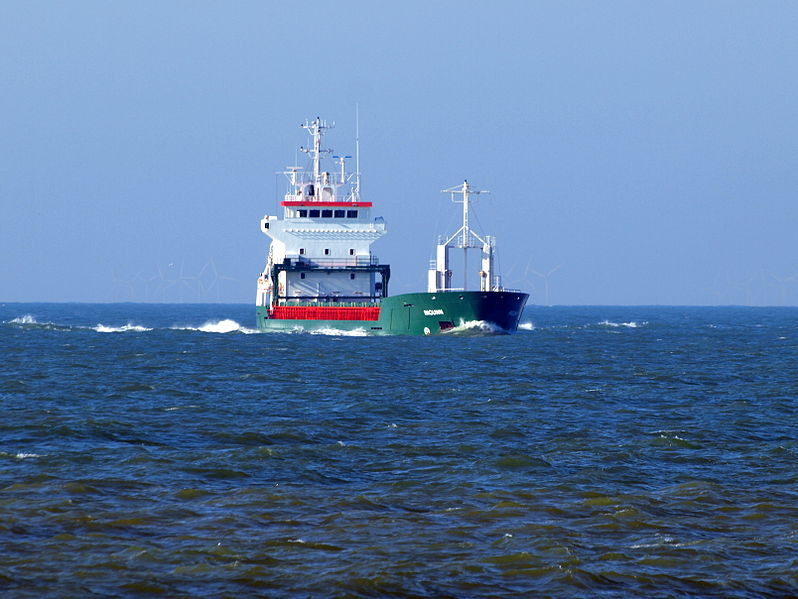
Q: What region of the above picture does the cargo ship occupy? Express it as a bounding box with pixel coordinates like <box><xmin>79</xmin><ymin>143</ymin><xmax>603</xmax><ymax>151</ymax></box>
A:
<box><xmin>255</xmin><ymin>117</ymin><xmax>528</xmax><ymax>335</ymax></box>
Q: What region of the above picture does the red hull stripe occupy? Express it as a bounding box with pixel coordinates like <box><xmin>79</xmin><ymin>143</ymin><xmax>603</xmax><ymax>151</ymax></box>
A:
<box><xmin>269</xmin><ymin>306</ymin><xmax>381</xmax><ymax>321</ymax></box>
<box><xmin>280</xmin><ymin>201</ymin><xmax>373</xmax><ymax>207</ymax></box>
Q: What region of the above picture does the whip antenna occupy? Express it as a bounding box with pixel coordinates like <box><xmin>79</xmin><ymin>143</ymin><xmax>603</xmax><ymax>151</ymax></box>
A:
<box><xmin>355</xmin><ymin>103</ymin><xmax>361</xmax><ymax>200</ymax></box>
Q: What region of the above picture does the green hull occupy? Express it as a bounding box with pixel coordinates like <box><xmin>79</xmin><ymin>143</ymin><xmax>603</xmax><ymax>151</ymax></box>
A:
<box><xmin>256</xmin><ymin>291</ymin><xmax>529</xmax><ymax>335</ymax></box>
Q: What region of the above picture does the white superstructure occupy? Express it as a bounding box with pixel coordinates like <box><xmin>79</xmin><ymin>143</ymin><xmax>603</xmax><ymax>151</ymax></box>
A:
<box><xmin>257</xmin><ymin>118</ymin><xmax>389</xmax><ymax>309</ymax></box>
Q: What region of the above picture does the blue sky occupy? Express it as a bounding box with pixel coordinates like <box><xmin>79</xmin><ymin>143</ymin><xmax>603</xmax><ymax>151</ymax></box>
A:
<box><xmin>2</xmin><ymin>1</ymin><xmax>797</xmax><ymax>305</ymax></box>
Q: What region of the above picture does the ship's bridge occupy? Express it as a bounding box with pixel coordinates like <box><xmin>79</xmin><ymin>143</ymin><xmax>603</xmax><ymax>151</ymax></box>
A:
<box><xmin>280</xmin><ymin>200</ymin><xmax>373</xmax><ymax>221</ymax></box>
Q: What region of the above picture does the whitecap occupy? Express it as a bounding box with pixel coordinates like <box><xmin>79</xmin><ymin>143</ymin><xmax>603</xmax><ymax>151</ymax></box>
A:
<box><xmin>630</xmin><ymin>542</ymin><xmax>660</xmax><ymax>549</ymax></box>
<box><xmin>15</xmin><ymin>453</ymin><xmax>42</xmax><ymax>459</ymax></box>
<box><xmin>307</xmin><ymin>327</ymin><xmax>368</xmax><ymax>337</ymax></box>
<box><xmin>599</xmin><ymin>320</ymin><xmax>646</xmax><ymax>328</ymax></box>
<box><xmin>7</xmin><ymin>315</ymin><xmax>65</xmax><ymax>330</ymax></box>
<box><xmin>196</xmin><ymin>319</ymin><xmax>245</xmax><ymax>333</ymax></box>
<box><xmin>658</xmin><ymin>433</ymin><xmax>687</xmax><ymax>441</ymax></box>
<box><xmin>94</xmin><ymin>323</ymin><xmax>153</xmax><ymax>333</ymax></box>
<box><xmin>445</xmin><ymin>320</ymin><xmax>508</xmax><ymax>335</ymax></box>
<box><xmin>10</xmin><ymin>314</ymin><xmax>37</xmax><ymax>324</ymax></box>
<box><xmin>173</xmin><ymin>319</ymin><xmax>258</xmax><ymax>334</ymax></box>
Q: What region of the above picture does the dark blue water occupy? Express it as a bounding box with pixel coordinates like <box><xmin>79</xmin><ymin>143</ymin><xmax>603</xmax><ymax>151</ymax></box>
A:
<box><xmin>2</xmin><ymin>303</ymin><xmax>797</xmax><ymax>598</ymax></box>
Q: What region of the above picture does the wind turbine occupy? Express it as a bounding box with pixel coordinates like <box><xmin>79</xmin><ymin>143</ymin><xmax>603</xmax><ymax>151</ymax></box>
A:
<box><xmin>528</xmin><ymin>264</ymin><xmax>561</xmax><ymax>306</ymax></box>
<box><xmin>111</xmin><ymin>269</ymin><xmax>135</xmax><ymax>301</ymax></box>
<box><xmin>501</xmin><ymin>260</ymin><xmax>522</xmax><ymax>290</ymax></box>
<box><xmin>161</xmin><ymin>262</ymin><xmax>181</xmax><ymax>302</ymax></box>
<box><xmin>198</xmin><ymin>259</ymin><xmax>218</xmax><ymax>301</ymax></box>
<box><xmin>146</xmin><ymin>263</ymin><xmax>167</xmax><ymax>302</ymax></box>
<box><xmin>730</xmin><ymin>273</ymin><xmax>755</xmax><ymax>306</ymax></box>
<box><xmin>771</xmin><ymin>272</ymin><xmax>797</xmax><ymax>306</ymax></box>
<box><xmin>216</xmin><ymin>268</ymin><xmax>237</xmax><ymax>302</ymax></box>
<box><xmin>129</xmin><ymin>271</ymin><xmax>147</xmax><ymax>302</ymax></box>
<box><xmin>175</xmin><ymin>261</ymin><xmax>199</xmax><ymax>303</ymax></box>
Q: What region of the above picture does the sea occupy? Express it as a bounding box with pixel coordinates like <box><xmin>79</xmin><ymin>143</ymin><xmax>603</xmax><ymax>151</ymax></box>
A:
<box><xmin>1</xmin><ymin>303</ymin><xmax>797</xmax><ymax>598</ymax></box>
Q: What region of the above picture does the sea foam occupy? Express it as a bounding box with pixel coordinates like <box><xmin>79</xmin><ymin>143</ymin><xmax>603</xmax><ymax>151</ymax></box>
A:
<box><xmin>599</xmin><ymin>320</ymin><xmax>646</xmax><ymax>328</ymax></box>
<box><xmin>307</xmin><ymin>326</ymin><xmax>369</xmax><ymax>337</ymax></box>
<box><xmin>10</xmin><ymin>314</ymin><xmax>37</xmax><ymax>325</ymax></box>
<box><xmin>94</xmin><ymin>323</ymin><xmax>153</xmax><ymax>333</ymax></box>
<box><xmin>0</xmin><ymin>452</ymin><xmax>43</xmax><ymax>459</ymax></box>
<box><xmin>173</xmin><ymin>319</ymin><xmax>258</xmax><ymax>334</ymax></box>
<box><xmin>446</xmin><ymin>320</ymin><xmax>508</xmax><ymax>335</ymax></box>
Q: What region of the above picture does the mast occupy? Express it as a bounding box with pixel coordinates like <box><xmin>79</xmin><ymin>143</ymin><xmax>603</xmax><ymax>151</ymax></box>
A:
<box><xmin>461</xmin><ymin>182</ymin><xmax>471</xmax><ymax>288</ymax></box>
<box><xmin>429</xmin><ymin>180</ymin><xmax>495</xmax><ymax>293</ymax></box>
<box><xmin>300</xmin><ymin>117</ymin><xmax>333</xmax><ymax>186</ymax></box>
<box><xmin>444</xmin><ymin>180</ymin><xmax>489</xmax><ymax>291</ymax></box>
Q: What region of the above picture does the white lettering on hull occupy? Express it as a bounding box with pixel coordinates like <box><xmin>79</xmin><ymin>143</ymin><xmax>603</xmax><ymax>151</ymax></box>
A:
<box><xmin>423</xmin><ymin>309</ymin><xmax>445</xmax><ymax>316</ymax></box>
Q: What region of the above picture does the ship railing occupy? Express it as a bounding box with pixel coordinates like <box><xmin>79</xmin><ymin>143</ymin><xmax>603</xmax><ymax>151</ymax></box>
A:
<box><xmin>289</xmin><ymin>256</ymin><xmax>380</xmax><ymax>268</ymax></box>
<box><xmin>278</xmin><ymin>299</ymin><xmax>381</xmax><ymax>307</ymax></box>
<box><xmin>282</xmin><ymin>170</ymin><xmax>349</xmax><ymax>187</ymax></box>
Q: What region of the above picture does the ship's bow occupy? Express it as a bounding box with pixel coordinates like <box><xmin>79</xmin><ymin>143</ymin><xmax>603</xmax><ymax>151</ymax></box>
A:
<box><xmin>379</xmin><ymin>291</ymin><xmax>529</xmax><ymax>335</ymax></box>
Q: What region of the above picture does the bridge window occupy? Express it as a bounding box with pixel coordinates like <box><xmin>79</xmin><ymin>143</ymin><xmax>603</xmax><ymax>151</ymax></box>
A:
<box><xmin>321</xmin><ymin>209</ymin><xmax>333</xmax><ymax>218</ymax></box>
<box><xmin>334</xmin><ymin>210</ymin><xmax>345</xmax><ymax>218</ymax></box>
<box><xmin>309</xmin><ymin>209</ymin><xmax>320</xmax><ymax>217</ymax></box>
<box><xmin>346</xmin><ymin>210</ymin><xmax>358</xmax><ymax>218</ymax></box>
<box><xmin>349</xmin><ymin>249</ymin><xmax>355</xmax><ymax>255</ymax></box>
<box><xmin>324</xmin><ymin>248</ymin><xmax>331</xmax><ymax>255</ymax></box>
<box><xmin>299</xmin><ymin>248</ymin><xmax>305</xmax><ymax>254</ymax></box>
<box><xmin>298</xmin><ymin>209</ymin><xmax>307</xmax><ymax>217</ymax></box>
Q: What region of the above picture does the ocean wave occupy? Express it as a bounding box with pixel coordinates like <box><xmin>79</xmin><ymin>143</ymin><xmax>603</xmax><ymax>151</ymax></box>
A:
<box><xmin>0</xmin><ymin>451</ymin><xmax>44</xmax><ymax>459</ymax></box>
<box><xmin>94</xmin><ymin>323</ymin><xmax>153</xmax><ymax>333</ymax></box>
<box><xmin>9</xmin><ymin>314</ymin><xmax>151</xmax><ymax>333</ymax></box>
<box><xmin>6</xmin><ymin>314</ymin><xmax>68</xmax><ymax>330</ymax></box>
<box><xmin>172</xmin><ymin>319</ymin><xmax>258</xmax><ymax>334</ymax></box>
<box><xmin>598</xmin><ymin>320</ymin><xmax>646</xmax><ymax>328</ymax></box>
<box><xmin>306</xmin><ymin>326</ymin><xmax>369</xmax><ymax>337</ymax></box>
<box><xmin>445</xmin><ymin>320</ymin><xmax>508</xmax><ymax>335</ymax></box>
<box><xmin>9</xmin><ymin>314</ymin><xmax>38</xmax><ymax>325</ymax></box>
<box><xmin>6</xmin><ymin>315</ymin><xmax>258</xmax><ymax>334</ymax></box>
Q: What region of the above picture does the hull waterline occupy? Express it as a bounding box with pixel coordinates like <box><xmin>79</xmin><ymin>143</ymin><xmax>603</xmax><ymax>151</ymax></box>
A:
<box><xmin>257</xmin><ymin>291</ymin><xmax>529</xmax><ymax>335</ymax></box>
